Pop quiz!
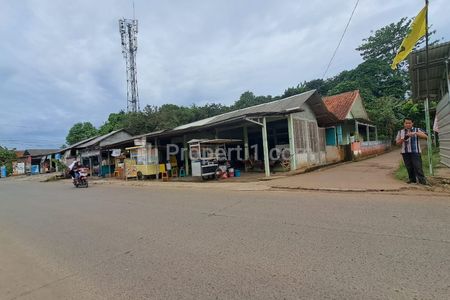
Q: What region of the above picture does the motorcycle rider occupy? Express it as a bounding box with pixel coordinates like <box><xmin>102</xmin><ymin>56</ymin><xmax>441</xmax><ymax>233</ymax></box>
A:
<box><xmin>68</xmin><ymin>160</ymin><xmax>81</xmax><ymax>180</ymax></box>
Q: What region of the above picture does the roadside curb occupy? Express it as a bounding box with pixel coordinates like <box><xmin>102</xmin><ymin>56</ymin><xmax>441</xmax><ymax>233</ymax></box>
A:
<box><xmin>89</xmin><ymin>179</ymin><xmax>272</xmax><ymax>192</ymax></box>
<box><xmin>269</xmin><ymin>184</ymin><xmax>450</xmax><ymax>194</ymax></box>
<box><xmin>269</xmin><ymin>185</ymin><xmax>413</xmax><ymax>193</ymax></box>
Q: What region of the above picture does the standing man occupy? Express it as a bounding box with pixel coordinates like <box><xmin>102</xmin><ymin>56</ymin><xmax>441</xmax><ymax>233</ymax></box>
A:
<box><xmin>396</xmin><ymin>118</ymin><xmax>428</xmax><ymax>185</ymax></box>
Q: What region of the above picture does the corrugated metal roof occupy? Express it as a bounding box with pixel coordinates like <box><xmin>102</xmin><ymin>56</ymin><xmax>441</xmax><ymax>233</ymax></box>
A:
<box><xmin>409</xmin><ymin>41</ymin><xmax>450</xmax><ymax>100</ymax></box>
<box><xmin>24</xmin><ymin>149</ymin><xmax>59</xmax><ymax>157</ymax></box>
<box><xmin>76</xmin><ymin>129</ymin><xmax>130</xmax><ymax>148</ymax></box>
<box><xmin>100</xmin><ymin>130</ymin><xmax>167</xmax><ymax>148</ymax></box>
<box><xmin>132</xmin><ymin>130</ymin><xmax>167</xmax><ymax>139</ymax></box>
<box><xmin>175</xmin><ymin>117</ymin><xmax>216</xmax><ymax>130</ymax></box>
<box><xmin>61</xmin><ymin>135</ymin><xmax>99</xmax><ymax>152</ymax></box>
<box><xmin>172</xmin><ymin>90</ymin><xmax>336</xmax><ymax>131</ymax></box>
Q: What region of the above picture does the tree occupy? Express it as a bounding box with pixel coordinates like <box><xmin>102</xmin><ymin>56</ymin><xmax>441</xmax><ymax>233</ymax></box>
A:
<box><xmin>98</xmin><ymin>111</ymin><xmax>127</xmax><ymax>135</ymax></box>
<box><xmin>326</xmin><ymin>58</ymin><xmax>407</xmax><ymax>101</ymax></box>
<box><xmin>232</xmin><ymin>91</ymin><xmax>275</xmax><ymax>109</ymax></box>
<box><xmin>397</xmin><ymin>100</ymin><xmax>437</xmax><ymax>130</ymax></box>
<box><xmin>120</xmin><ymin>110</ymin><xmax>158</xmax><ymax>135</ymax></box>
<box><xmin>0</xmin><ymin>146</ymin><xmax>17</xmax><ymax>175</ymax></box>
<box><xmin>365</xmin><ymin>96</ymin><xmax>403</xmax><ymax>140</ymax></box>
<box><xmin>66</xmin><ymin>122</ymin><xmax>98</xmax><ymax>145</ymax></box>
<box><xmin>356</xmin><ymin>17</ymin><xmax>438</xmax><ymax>96</ymax></box>
<box><xmin>327</xmin><ymin>80</ymin><xmax>359</xmax><ymax>97</ymax></box>
<box><xmin>356</xmin><ymin>18</ymin><xmax>413</xmax><ymax>64</ymax></box>
<box><xmin>232</xmin><ymin>91</ymin><xmax>257</xmax><ymax>109</ymax></box>
<box><xmin>356</xmin><ymin>18</ymin><xmax>437</xmax><ymax>64</ymax></box>
<box><xmin>190</xmin><ymin>103</ymin><xmax>230</xmax><ymax>121</ymax></box>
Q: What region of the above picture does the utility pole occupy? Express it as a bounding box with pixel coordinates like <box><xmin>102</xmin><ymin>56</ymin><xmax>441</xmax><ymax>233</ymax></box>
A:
<box><xmin>424</xmin><ymin>0</ymin><xmax>433</xmax><ymax>175</ymax></box>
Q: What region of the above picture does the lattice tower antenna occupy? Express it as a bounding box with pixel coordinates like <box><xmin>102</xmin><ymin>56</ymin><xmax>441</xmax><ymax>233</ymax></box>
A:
<box><xmin>119</xmin><ymin>17</ymin><xmax>139</xmax><ymax>112</ymax></box>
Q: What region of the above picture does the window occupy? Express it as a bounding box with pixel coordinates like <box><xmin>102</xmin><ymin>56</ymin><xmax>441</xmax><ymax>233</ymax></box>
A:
<box><xmin>308</xmin><ymin>122</ymin><xmax>318</xmax><ymax>153</ymax></box>
<box><xmin>319</xmin><ymin>128</ymin><xmax>326</xmax><ymax>151</ymax></box>
<box><xmin>294</xmin><ymin>119</ymin><xmax>307</xmax><ymax>153</ymax></box>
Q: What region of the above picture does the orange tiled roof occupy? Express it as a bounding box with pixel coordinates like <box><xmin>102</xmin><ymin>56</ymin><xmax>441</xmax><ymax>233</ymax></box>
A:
<box><xmin>15</xmin><ymin>151</ymin><xmax>25</xmax><ymax>158</ymax></box>
<box><xmin>323</xmin><ymin>90</ymin><xmax>360</xmax><ymax>121</ymax></box>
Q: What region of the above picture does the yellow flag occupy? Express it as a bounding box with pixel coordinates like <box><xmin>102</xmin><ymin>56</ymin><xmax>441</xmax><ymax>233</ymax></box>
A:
<box><xmin>391</xmin><ymin>5</ymin><xmax>427</xmax><ymax>70</ymax></box>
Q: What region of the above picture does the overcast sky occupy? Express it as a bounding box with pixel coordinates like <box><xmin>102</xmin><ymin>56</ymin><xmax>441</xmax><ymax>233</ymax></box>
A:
<box><xmin>1</xmin><ymin>0</ymin><xmax>449</xmax><ymax>149</ymax></box>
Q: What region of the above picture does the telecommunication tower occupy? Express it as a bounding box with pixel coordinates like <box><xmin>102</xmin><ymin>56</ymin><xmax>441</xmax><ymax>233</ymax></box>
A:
<box><xmin>119</xmin><ymin>18</ymin><xmax>140</xmax><ymax>112</ymax></box>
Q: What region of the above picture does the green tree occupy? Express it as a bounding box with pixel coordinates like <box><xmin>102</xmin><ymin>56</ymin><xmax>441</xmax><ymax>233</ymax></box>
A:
<box><xmin>355</xmin><ymin>17</ymin><xmax>438</xmax><ymax>96</ymax></box>
<box><xmin>232</xmin><ymin>91</ymin><xmax>275</xmax><ymax>109</ymax></box>
<box><xmin>0</xmin><ymin>146</ymin><xmax>17</xmax><ymax>175</ymax></box>
<box><xmin>365</xmin><ymin>96</ymin><xmax>403</xmax><ymax>140</ymax></box>
<box><xmin>326</xmin><ymin>58</ymin><xmax>406</xmax><ymax>101</ymax></box>
<box><xmin>397</xmin><ymin>100</ymin><xmax>437</xmax><ymax>130</ymax></box>
<box><xmin>356</xmin><ymin>18</ymin><xmax>413</xmax><ymax>64</ymax></box>
<box><xmin>282</xmin><ymin>79</ymin><xmax>332</xmax><ymax>98</ymax></box>
<box><xmin>327</xmin><ymin>80</ymin><xmax>359</xmax><ymax>97</ymax></box>
<box><xmin>66</xmin><ymin>122</ymin><xmax>98</xmax><ymax>145</ymax></box>
<box><xmin>190</xmin><ymin>103</ymin><xmax>230</xmax><ymax>121</ymax></box>
<box><xmin>232</xmin><ymin>91</ymin><xmax>257</xmax><ymax>109</ymax></box>
<box><xmin>98</xmin><ymin>111</ymin><xmax>127</xmax><ymax>135</ymax></box>
<box><xmin>356</xmin><ymin>18</ymin><xmax>437</xmax><ymax>65</ymax></box>
<box><xmin>120</xmin><ymin>110</ymin><xmax>158</xmax><ymax>135</ymax></box>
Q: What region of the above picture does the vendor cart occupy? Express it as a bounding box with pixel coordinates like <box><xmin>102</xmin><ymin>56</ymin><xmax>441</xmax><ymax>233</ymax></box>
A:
<box><xmin>188</xmin><ymin>139</ymin><xmax>241</xmax><ymax>180</ymax></box>
<box><xmin>125</xmin><ymin>145</ymin><xmax>159</xmax><ymax>180</ymax></box>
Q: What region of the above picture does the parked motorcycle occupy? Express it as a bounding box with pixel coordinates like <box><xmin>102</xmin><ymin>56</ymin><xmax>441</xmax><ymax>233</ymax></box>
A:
<box><xmin>73</xmin><ymin>168</ymin><xmax>88</xmax><ymax>188</ymax></box>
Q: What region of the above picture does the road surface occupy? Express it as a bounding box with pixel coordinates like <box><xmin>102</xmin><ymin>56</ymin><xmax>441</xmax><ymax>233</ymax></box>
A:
<box><xmin>0</xmin><ymin>180</ymin><xmax>449</xmax><ymax>299</ymax></box>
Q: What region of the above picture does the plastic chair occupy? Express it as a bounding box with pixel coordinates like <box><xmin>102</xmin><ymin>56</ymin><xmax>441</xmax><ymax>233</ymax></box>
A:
<box><xmin>161</xmin><ymin>171</ymin><xmax>169</xmax><ymax>182</ymax></box>
<box><xmin>171</xmin><ymin>166</ymin><xmax>178</xmax><ymax>178</ymax></box>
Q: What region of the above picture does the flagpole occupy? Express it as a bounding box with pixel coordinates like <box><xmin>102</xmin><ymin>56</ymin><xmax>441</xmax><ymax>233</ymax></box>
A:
<box><xmin>424</xmin><ymin>0</ymin><xmax>433</xmax><ymax>175</ymax></box>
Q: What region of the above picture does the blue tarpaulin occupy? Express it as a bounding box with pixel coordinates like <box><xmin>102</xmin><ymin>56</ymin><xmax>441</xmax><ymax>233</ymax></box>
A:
<box><xmin>0</xmin><ymin>166</ymin><xmax>6</xmax><ymax>178</ymax></box>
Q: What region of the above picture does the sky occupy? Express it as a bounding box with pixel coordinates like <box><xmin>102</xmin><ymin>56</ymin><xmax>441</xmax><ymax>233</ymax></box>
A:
<box><xmin>1</xmin><ymin>0</ymin><xmax>449</xmax><ymax>149</ymax></box>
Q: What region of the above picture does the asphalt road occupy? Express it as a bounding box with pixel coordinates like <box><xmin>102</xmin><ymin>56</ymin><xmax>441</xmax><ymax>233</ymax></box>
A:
<box><xmin>0</xmin><ymin>180</ymin><xmax>449</xmax><ymax>299</ymax></box>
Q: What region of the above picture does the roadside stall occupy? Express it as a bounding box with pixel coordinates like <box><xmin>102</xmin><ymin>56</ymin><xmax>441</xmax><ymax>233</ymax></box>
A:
<box><xmin>188</xmin><ymin>139</ymin><xmax>241</xmax><ymax>180</ymax></box>
<box><xmin>124</xmin><ymin>144</ymin><xmax>159</xmax><ymax>180</ymax></box>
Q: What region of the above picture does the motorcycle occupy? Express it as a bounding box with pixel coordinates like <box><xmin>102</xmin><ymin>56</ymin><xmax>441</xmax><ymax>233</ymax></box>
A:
<box><xmin>73</xmin><ymin>168</ymin><xmax>89</xmax><ymax>188</ymax></box>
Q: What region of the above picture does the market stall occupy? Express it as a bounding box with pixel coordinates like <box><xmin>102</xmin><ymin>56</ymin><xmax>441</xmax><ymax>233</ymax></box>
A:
<box><xmin>125</xmin><ymin>144</ymin><xmax>159</xmax><ymax>180</ymax></box>
<box><xmin>188</xmin><ymin>139</ymin><xmax>241</xmax><ymax>180</ymax></box>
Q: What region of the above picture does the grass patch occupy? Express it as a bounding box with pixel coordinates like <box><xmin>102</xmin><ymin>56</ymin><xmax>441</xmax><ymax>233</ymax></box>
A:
<box><xmin>395</xmin><ymin>149</ymin><xmax>440</xmax><ymax>181</ymax></box>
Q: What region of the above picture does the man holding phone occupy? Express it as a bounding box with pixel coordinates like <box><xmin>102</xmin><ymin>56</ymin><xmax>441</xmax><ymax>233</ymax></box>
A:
<box><xmin>396</xmin><ymin>118</ymin><xmax>428</xmax><ymax>185</ymax></box>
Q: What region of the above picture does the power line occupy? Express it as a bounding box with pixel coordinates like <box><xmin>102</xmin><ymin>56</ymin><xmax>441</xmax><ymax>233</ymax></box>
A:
<box><xmin>321</xmin><ymin>0</ymin><xmax>360</xmax><ymax>79</ymax></box>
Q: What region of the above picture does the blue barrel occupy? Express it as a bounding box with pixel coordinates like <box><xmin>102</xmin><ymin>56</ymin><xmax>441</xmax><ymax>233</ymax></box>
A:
<box><xmin>0</xmin><ymin>166</ymin><xmax>7</xmax><ymax>178</ymax></box>
<box><xmin>235</xmin><ymin>169</ymin><xmax>241</xmax><ymax>177</ymax></box>
<box><xmin>31</xmin><ymin>165</ymin><xmax>40</xmax><ymax>175</ymax></box>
